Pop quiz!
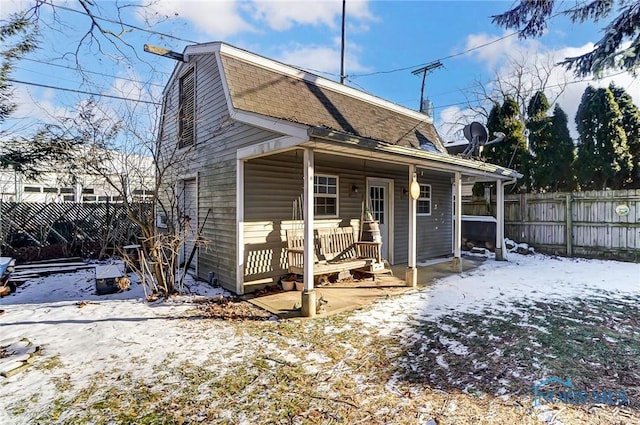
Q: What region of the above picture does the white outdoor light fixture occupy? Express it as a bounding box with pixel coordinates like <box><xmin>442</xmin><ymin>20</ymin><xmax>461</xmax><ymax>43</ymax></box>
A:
<box><xmin>409</xmin><ymin>172</ymin><xmax>421</xmax><ymax>200</ymax></box>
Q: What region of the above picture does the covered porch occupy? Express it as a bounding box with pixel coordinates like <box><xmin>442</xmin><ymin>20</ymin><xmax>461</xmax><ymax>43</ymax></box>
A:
<box><xmin>236</xmin><ymin>127</ymin><xmax>522</xmax><ymax>316</ymax></box>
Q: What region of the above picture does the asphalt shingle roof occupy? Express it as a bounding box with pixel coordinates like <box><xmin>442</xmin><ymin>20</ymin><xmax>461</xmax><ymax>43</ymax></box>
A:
<box><xmin>220</xmin><ymin>53</ymin><xmax>445</xmax><ymax>153</ymax></box>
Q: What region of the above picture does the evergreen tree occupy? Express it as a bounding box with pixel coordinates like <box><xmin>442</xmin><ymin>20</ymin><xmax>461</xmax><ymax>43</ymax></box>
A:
<box><xmin>483</xmin><ymin>96</ymin><xmax>531</xmax><ymax>191</ymax></box>
<box><xmin>526</xmin><ymin>91</ymin><xmax>552</xmax><ymax>191</ymax></box>
<box><xmin>548</xmin><ymin>105</ymin><xmax>577</xmax><ymax>191</ymax></box>
<box><xmin>575</xmin><ymin>86</ymin><xmax>633</xmax><ymax>190</ymax></box>
<box><xmin>609</xmin><ymin>83</ymin><xmax>640</xmax><ymax>188</ymax></box>
<box><xmin>0</xmin><ymin>14</ymin><xmax>37</xmax><ymax>128</ymax></box>
<box><xmin>492</xmin><ymin>0</ymin><xmax>639</xmax><ymax>77</ymax></box>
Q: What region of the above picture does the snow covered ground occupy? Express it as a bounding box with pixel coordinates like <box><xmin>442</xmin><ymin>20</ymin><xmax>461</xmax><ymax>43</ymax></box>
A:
<box><xmin>352</xmin><ymin>251</ymin><xmax>639</xmax><ymax>335</ymax></box>
<box><xmin>1</xmin><ymin>253</ymin><xmax>638</xmax><ymax>424</ymax></box>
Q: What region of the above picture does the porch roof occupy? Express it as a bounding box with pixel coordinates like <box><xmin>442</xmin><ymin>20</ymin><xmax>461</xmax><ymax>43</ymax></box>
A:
<box><xmin>306</xmin><ymin>126</ymin><xmax>523</xmax><ymax>182</ymax></box>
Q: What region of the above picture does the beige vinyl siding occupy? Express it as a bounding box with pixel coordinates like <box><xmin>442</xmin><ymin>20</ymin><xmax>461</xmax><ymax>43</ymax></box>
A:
<box><xmin>393</xmin><ymin>171</ymin><xmax>453</xmax><ymax>264</ymax></box>
<box><xmin>195</xmin><ymin>124</ymin><xmax>280</xmax><ymax>292</ymax></box>
<box><xmin>157</xmin><ymin>51</ymin><xmax>280</xmax><ymax>292</ymax></box>
<box><xmin>242</xmin><ymin>151</ymin><xmax>455</xmax><ymax>288</ymax></box>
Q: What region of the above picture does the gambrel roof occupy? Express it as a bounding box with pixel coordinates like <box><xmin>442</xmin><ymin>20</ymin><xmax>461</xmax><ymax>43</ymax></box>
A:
<box><xmin>183</xmin><ymin>42</ymin><xmax>444</xmax><ymax>153</ymax></box>
<box><xmin>178</xmin><ymin>42</ymin><xmax>521</xmax><ymax>181</ymax></box>
<box><xmin>219</xmin><ymin>53</ymin><xmax>444</xmax><ymax>152</ymax></box>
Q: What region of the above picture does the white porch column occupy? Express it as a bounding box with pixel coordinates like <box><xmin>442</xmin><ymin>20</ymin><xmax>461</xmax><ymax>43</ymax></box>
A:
<box><xmin>495</xmin><ymin>179</ymin><xmax>505</xmax><ymax>261</ymax></box>
<box><xmin>452</xmin><ymin>172</ymin><xmax>462</xmax><ymax>272</ymax></box>
<box><xmin>301</xmin><ymin>147</ymin><xmax>317</xmax><ymax>317</ymax></box>
<box><xmin>406</xmin><ymin>164</ymin><xmax>417</xmax><ymax>287</ymax></box>
<box><xmin>235</xmin><ymin>159</ymin><xmax>245</xmax><ymax>294</ymax></box>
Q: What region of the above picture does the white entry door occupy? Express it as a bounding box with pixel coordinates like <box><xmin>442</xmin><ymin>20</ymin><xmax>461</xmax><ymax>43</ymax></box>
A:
<box><xmin>367</xmin><ymin>178</ymin><xmax>393</xmax><ymax>262</ymax></box>
<box><xmin>179</xmin><ymin>178</ymin><xmax>197</xmax><ymax>271</ymax></box>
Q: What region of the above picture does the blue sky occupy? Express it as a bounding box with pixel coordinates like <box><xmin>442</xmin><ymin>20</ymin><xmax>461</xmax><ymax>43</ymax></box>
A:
<box><xmin>2</xmin><ymin>0</ymin><xmax>638</xmax><ymax>143</ymax></box>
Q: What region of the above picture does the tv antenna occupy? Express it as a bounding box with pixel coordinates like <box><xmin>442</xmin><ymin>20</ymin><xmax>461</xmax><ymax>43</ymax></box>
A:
<box><xmin>340</xmin><ymin>0</ymin><xmax>346</xmax><ymax>84</ymax></box>
<box><xmin>412</xmin><ymin>61</ymin><xmax>443</xmax><ymax>113</ymax></box>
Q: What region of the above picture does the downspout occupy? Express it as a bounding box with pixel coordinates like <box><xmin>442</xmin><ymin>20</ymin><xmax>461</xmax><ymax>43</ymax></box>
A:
<box><xmin>452</xmin><ymin>172</ymin><xmax>462</xmax><ymax>272</ymax></box>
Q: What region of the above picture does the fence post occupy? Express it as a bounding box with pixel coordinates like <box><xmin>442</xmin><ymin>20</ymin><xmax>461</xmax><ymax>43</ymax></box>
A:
<box><xmin>565</xmin><ymin>193</ymin><xmax>573</xmax><ymax>257</ymax></box>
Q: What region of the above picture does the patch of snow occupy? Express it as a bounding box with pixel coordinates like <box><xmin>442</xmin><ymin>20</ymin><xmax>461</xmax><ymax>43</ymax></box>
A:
<box><xmin>439</xmin><ymin>336</ymin><xmax>469</xmax><ymax>356</ymax></box>
<box><xmin>1</xmin><ymin>252</ymin><xmax>638</xmax><ymax>423</ymax></box>
<box><xmin>437</xmin><ymin>322</ymin><xmax>459</xmax><ymax>334</ymax></box>
<box><xmin>306</xmin><ymin>351</ymin><xmax>331</xmax><ymax>364</ymax></box>
<box><xmin>435</xmin><ymin>354</ymin><xmax>449</xmax><ymax>369</ymax></box>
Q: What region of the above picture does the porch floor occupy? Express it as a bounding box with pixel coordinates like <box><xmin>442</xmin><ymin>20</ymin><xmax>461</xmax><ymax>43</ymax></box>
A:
<box><xmin>244</xmin><ymin>255</ymin><xmax>486</xmax><ymax>319</ymax></box>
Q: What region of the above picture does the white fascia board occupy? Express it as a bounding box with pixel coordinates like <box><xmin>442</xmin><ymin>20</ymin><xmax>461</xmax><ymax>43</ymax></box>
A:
<box><xmin>183</xmin><ymin>42</ymin><xmax>221</xmax><ymax>59</ymax></box>
<box><xmin>237</xmin><ymin>136</ymin><xmax>305</xmax><ymax>160</ymax></box>
<box><xmin>213</xmin><ymin>50</ymin><xmax>235</xmax><ymax>120</ymax></box>
<box><xmin>231</xmin><ymin>109</ymin><xmax>310</xmax><ymax>139</ymax></box>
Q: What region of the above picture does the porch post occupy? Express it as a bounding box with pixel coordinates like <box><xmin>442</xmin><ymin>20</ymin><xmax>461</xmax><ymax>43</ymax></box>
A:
<box><xmin>452</xmin><ymin>172</ymin><xmax>462</xmax><ymax>272</ymax></box>
<box><xmin>301</xmin><ymin>147</ymin><xmax>317</xmax><ymax>317</ymax></box>
<box><xmin>495</xmin><ymin>179</ymin><xmax>505</xmax><ymax>261</ymax></box>
<box><xmin>236</xmin><ymin>159</ymin><xmax>245</xmax><ymax>294</ymax></box>
<box><xmin>406</xmin><ymin>164</ymin><xmax>417</xmax><ymax>287</ymax></box>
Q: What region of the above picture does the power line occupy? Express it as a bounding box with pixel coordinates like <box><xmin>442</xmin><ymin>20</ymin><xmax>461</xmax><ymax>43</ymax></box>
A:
<box><xmin>20</xmin><ymin>58</ymin><xmax>166</xmax><ymax>87</ymax></box>
<box><xmin>6</xmin><ymin>78</ymin><xmax>161</xmax><ymax>105</ymax></box>
<box><xmin>38</xmin><ymin>0</ymin><xmax>199</xmax><ymax>44</ymax></box>
<box><xmin>350</xmin><ymin>32</ymin><xmax>518</xmax><ymax>79</ymax></box>
<box><xmin>430</xmin><ymin>70</ymin><xmax>633</xmax><ymax>111</ymax></box>
<box><xmin>349</xmin><ymin>1</ymin><xmax>591</xmax><ymax>80</ymax></box>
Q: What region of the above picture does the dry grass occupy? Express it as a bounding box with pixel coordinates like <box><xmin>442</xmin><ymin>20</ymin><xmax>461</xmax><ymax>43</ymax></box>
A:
<box><xmin>5</xmin><ymin>290</ymin><xmax>640</xmax><ymax>424</ymax></box>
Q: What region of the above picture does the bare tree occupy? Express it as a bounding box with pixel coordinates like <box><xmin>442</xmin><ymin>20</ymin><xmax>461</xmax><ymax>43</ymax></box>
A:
<box><xmin>3</xmin><ymin>1</ymin><xmax>210</xmax><ymax>296</ymax></box>
<box><xmin>463</xmin><ymin>51</ymin><xmax>569</xmax><ymax>125</ymax></box>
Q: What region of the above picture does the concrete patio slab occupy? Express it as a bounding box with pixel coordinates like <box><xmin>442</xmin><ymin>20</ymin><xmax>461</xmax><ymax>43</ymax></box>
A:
<box><xmin>244</xmin><ymin>255</ymin><xmax>487</xmax><ymax>318</ymax></box>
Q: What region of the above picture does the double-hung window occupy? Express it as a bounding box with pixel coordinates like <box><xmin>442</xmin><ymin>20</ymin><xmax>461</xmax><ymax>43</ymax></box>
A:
<box><xmin>314</xmin><ymin>174</ymin><xmax>338</xmax><ymax>217</ymax></box>
<box><xmin>417</xmin><ymin>184</ymin><xmax>431</xmax><ymax>215</ymax></box>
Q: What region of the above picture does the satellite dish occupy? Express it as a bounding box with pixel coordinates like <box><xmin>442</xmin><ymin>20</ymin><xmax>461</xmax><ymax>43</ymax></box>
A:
<box><xmin>461</xmin><ymin>122</ymin><xmax>489</xmax><ymax>157</ymax></box>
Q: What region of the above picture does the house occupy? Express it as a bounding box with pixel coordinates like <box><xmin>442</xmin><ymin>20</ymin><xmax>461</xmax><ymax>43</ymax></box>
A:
<box><xmin>0</xmin><ymin>147</ymin><xmax>154</xmax><ymax>203</ymax></box>
<box><xmin>156</xmin><ymin>42</ymin><xmax>522</xmax><ymax>316</ymax></box>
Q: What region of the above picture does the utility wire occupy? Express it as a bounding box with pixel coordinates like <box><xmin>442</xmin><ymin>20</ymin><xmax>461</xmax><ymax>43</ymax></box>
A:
<box><xmin>20</xmin><ymin>58</ymin><xmax>166</xmax><ymax>87</ymax></box>
<box><xmin>430</xmin><ymin>69</ymin><xmax>633</xmax><ymax>111</ymax></box>
<box><xmin>6</xmin><ymin>78</ymin><xmax>161</xmax><ymax>105</ymax></box>
<box><xmin>38</xmin><ymin>0</ymin><xmax>200</xmax><ymax>44</ymax></box>
<box><xmin>349</xmin><ymin>1</ymin><xmax>590</xmax><ymax>80</ymax></box>
<box><xmin>350</xmin><ymin>32</ymin><xmax>519</xmax><ymax>79</ymax></box>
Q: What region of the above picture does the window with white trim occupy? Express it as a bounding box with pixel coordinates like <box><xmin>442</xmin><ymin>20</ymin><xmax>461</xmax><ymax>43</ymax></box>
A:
<box><xmin>417</xmin><ymin>184</ymin><xmax>431</xmax><ymax>215</ymax></box>
<box><xmin>314</xmin><ymin>174</ymin><xmax>338</xmax><ymax>216</ymax></box>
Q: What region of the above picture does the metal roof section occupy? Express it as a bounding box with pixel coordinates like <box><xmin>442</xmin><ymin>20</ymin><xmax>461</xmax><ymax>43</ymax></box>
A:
<box><xmin>307</xmin><ymin>126</ymin><xmax>523</xmax><ymax>181</ymax></box>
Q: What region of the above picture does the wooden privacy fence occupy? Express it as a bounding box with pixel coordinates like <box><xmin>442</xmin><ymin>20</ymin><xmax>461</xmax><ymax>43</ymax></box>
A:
<box><xmin>0</xmin><ymin>201</ymin><xmax>152</xmax><ymax>262</ymax></box>
<box><xmin>462</xmin><ymin>189</ymin><xmax>640</xmax><ymax>262</ymax></box>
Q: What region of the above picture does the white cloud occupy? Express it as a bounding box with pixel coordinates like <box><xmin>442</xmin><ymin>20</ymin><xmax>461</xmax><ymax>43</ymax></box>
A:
<box><xmin>139</xmin><ymin>0</ymin><xmax>375</xmax><ymax>38</ymax></box>
<box><xmin>2</xmin><ymin>84</ymin><xmax>72</xmax><ymax>138</ymax></box>
<box><xmin>459</xmin><ymin>34</ymin><xmax>640</xmax><ymax>138</ymax></box>
<box><xmin>251</xmin><ymin>0</ymin><xmax>375</xmax><ymax>31</ymax></box>
<box><xmin>462</xmin><ymin>32</ymin><xmax>542</xmax><ymax>71</ymax></box>
<box><xmin>436</xmin><ymin>105</ymin><xmax>481</xmax><ymax>143</ymax></box>
<box><xmin>274</xmin><ymin>40</ymin><xmax>373</xmax><ymax>76</ymax></box>
<box><xmin>0</xmin><ymin>0</ymin><xmax>32</xmax><ymax>19</ymax></box>
<box><xmin>139</xmin><ymin>0</ymin><xmax>254</xmax><ymax>38</ymax></box>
